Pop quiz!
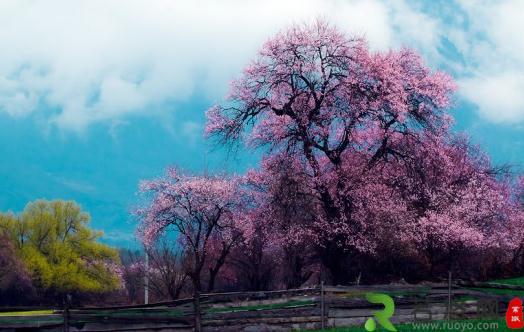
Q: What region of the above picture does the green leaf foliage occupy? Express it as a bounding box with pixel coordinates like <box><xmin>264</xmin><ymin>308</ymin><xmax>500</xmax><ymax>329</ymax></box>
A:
<box><xmin>0</xmin><ymin>200</ymin><xmax>121</xmax><ymax>294</ymax></box>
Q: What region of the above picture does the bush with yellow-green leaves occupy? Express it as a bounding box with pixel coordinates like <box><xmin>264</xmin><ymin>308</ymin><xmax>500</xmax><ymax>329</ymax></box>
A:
<box><xmin>0</xmin><ymin>200</ymin><xmax>122</xmax><ymax>302</ymax></box>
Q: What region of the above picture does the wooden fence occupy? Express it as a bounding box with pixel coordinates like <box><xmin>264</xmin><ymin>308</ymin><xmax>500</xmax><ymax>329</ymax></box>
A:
<box><xmin>0</xmin><ymin>282</ymin><xmax>516</xmax><ymax>331</ymax></box>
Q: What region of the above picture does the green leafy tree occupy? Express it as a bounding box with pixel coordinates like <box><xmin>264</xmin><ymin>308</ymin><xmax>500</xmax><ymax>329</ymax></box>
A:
<box><xmin>0</xmin><ymin>200</ymin><xmax>121</xmax><ymax>295</ymax></box>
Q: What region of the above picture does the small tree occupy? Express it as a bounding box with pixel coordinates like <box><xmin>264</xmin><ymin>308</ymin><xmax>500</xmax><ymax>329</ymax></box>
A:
<box><xmin>120</xmin><ymin>244</ymin><xmax>188</xmax><ymax>303</ymax></box>
<box><xmin>147</xmin><ymin>242</ymin><xmax>188</xmax><ymax>300</ymax></box>
<box><xmin>138</xmin><ymin>169</ymin><xmax>245</xmax><ymax>332</ymax></box>
<box><xmin>228</xmin><ymin>226</ymin><xmax>275</xmax><ymax>291</ymax></box>
<box><xmin>120</xmin><ymin>249</ymin><xmax>145</xmax><ymax>304</ymax></box>
<box><xmin>244</xmin><ymin>155</ymin><xmax>318</xmax><ymax>287</ymax></box>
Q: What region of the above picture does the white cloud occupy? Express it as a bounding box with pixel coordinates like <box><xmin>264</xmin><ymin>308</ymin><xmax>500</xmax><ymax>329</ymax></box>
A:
<box><xmin>0</xmin><ymin>0</ymin><xmax>413</xmax><ymax>131</ymax></box>
<box><xmin>460</xmin><ymin>73</ymin><xmax>524</xmax><ymax>123</ymax></box>
<box><xmin>1</xmin><ymin>0</ymin><xmax>522</xmax><ymax>130</ymax></box>
<box><xmin>181</xmin><ymin>121</ymin><xmax>202</xmax><ymax>146</ymax></box>
<box><xmin>50</xmin><ymin>175</ymin><xmax>97</xmax><ymax>194</ymax></box>
<box><xmin>450</xmin><ymin>0</ymin><xmax>524</xmax><ymax>123</ymax></box>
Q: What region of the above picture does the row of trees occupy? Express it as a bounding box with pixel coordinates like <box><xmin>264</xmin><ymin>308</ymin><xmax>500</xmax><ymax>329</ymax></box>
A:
<box><xmin>134</xmin><ymin>152</ymin><xmax>524</xmax><ymax>287</ymax></box>
<box><xmin>136</xmin><ymin>20</ymin><xmax>524</xmax><ymax>331</ymax></box>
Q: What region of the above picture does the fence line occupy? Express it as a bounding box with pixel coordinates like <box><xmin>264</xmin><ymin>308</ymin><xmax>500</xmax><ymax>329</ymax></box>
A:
<box><xmin>0</xmin><ymin>282</ymin><xmax>514</xmax><ymax>331</ymax></box>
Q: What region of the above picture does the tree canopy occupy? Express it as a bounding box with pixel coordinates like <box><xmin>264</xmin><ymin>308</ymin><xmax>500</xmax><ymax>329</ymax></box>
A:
<box><xmin>205</xmin><ymin>20</ymin><xmax>524</xmax><ymax>283</ymax></box>
<box><xmin>0</xmin><ymin>200</ymin><xmax>121</xmax><ymax>295</ymax></box>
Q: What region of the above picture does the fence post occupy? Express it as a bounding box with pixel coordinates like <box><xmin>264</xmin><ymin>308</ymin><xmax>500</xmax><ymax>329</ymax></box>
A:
<box><xmin>447</xmin><ymin>271</ymin><xmax>452</xmax><ymax>320</ymax></box>
<box><xmin>320</xmin><ymin>281</ymin><xmax>325</xmax><ymax>330</ymax></box>
<box><xmin>144</xmin><ymin>248</ymin><xmax>149</xmax><ymax>305</ymax></box>
<box><xmin>194</xmin><ymin>290</ymin><xmax>203</xmax><ymax>332</ymax></box>
<box><xmin>63</xmin><ymin>294</ymin><xmax>70</xmax><ymax>332</ymax></box>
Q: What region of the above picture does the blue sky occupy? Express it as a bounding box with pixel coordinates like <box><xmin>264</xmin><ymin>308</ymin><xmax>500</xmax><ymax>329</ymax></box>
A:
<box><xmin>0</xmin><ymin>0</ymin><xmax>523</xmax><ymax>247</ymax></box>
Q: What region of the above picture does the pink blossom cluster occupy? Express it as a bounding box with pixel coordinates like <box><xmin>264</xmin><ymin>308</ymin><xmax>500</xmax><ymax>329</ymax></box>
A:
<box><xmin>206</xmin><ymin>19</ymin><xmax>456</xmax><ymax>162</ymax></box>
<box><xmin>136</xmin><ymin>169</ymin><xmax>245</xmax><ymax>249</ymax></box>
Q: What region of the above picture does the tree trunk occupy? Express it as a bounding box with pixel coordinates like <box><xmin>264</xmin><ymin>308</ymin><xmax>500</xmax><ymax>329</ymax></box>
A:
<box><xmin>207</xmin><ymin>269</ymin><xmax>218</xmax><ymax>293</ymax></box>
<box><xmin>324</xmin><ymin>259</ymin><xmax>348</xmax><ymax>285</ymax></box>
<box><xmin>207</xmin><ymin>243</ymin><xmax>233</xmax><ymax>293</ymax></box>
<box><xmin>318</xmin><ymin>242</ymin><xmax>350</xmax><ymax>285</ymax></box>
<box><xmin>284</xmin><ymin>248</ymin><xmax>312</xmax><ymax>289</ymax></box>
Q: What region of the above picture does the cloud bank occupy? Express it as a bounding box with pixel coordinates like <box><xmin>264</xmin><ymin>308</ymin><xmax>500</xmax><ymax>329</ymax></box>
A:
<box><xmin>452</xmin><ymin>1</ymin><xmax>524</xmax><ymax>123</ymax></box>
<box><xmin>0</xmin><ymin>0</ymin><xmax>522</xmax><ymax>131</ymax></box>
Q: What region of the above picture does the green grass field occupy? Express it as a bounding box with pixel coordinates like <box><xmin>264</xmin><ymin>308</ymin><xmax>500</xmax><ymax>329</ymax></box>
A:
<box><xmin>207</xmin><ymin>299</ymin><xmax>315</xmax><ymax>313</ymax></box>
<box><xmin>492</xmin><ymin>276</ymin><xmax>524</xmax><ymax>286</ymax></box>
<box><xmin>470</xmin><ymin>287</ymin><xmax>524</xmax><ymax>297</ymax></box>
<box><xmin>304</xmin><ymin>318</ymin><xmax>507</xmax><ymax>331</ymax></box>
<box><xmin>468</xmin><ymin>276</ymin><xmax>524</xmax><ymax>297</ymax></box>
<box><xmin>0</xmin><ymin>310</ymin><xmax>55</xmax><ymax>317</ymax></box>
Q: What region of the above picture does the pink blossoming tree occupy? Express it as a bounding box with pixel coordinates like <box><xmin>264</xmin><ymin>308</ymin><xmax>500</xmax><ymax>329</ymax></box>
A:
<box><xmin>137</xmin><ymin>169</ymin><xmax>246</xmax><ymax>331</ymax></box>
<box><xmin>206</xmin><ymin>20</ymin><xmax>456</xmax><ymax>283</ymax></box>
